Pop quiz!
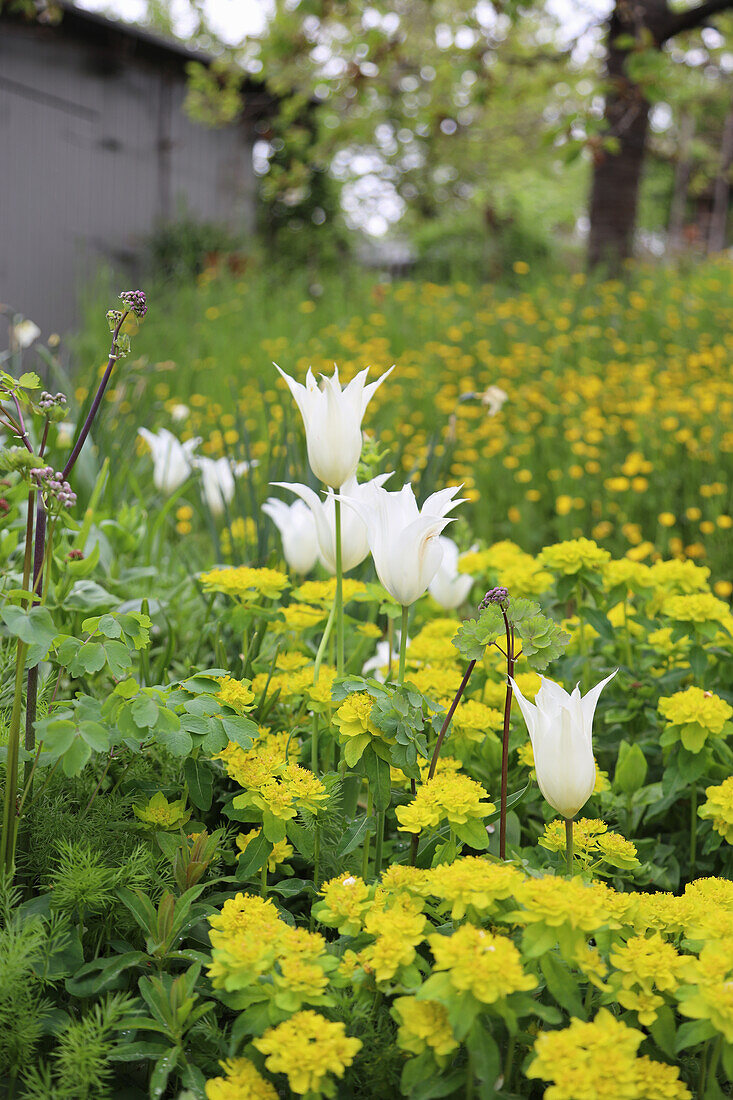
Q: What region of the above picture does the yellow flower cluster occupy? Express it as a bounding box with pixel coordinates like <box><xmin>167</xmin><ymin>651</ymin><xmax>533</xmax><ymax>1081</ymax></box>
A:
<box><xmin>395</xmin><ymin>771</ymin><xmax>494</xmax><ymax>835</ymax></box>
<box><xmin>698</xmin><ymin>776</ymin><xmax>733</xmax><ymax>843</ymax></box>
<box><xmin>540</xmin><ymin>818</ymin><xmax>640</xmax><ymax>873</ymax></box>
<box><xmin>208</xmin><ymin>894</ymin><xmax>338</xmax><ymax>1014</ymax></box>
<box><xmin>199</xmin><ymin>565</ymin><xmax>289</xmax><ymax>600</ymax></box>
<box><xmin>253</xmin><ymin>1010</ymin><xmax>362</xmax><ymax>1097</ymax></box>
<box><xmin>527</xmin><ymin>1008</ymin><xmax>691</xmax><ymax>1099</ymax></box>
<box><xmin>539</xmin><ymin>538</ymin><xmax>611</xmax><ymax>575</ymax></box>
<box><xmin>333</xmin><ymin>692</ymin><xmax>391</xmax><ymax>766</ymax></box>
<box><xmin>608</xmin><ymin>933</ymin><xmax>684</xmax><ymax>1024</ymax></box>
<box><xmin>392</xmin><ymin>997</ymin><xmax>458</xmax><ymax>1061</ymax></box>
<box><xmin>216</xmin><ymin>675</ymin><xmax>255</xmax><ymax>713</ymax></box>
<box><xmin>458</xmin><ymin>539</ymin><xmax>552</xmax><ymax>595</ymax></box>
<box><xmin>428</xmin><ymin>925</ymin><xmax>536</xmax><ymax>1003</ymax></box>
<box><xmin>205</xmin><ymin>1057</ymin><xmax>277</xmax><ymax>1100</ymax></box>
<box><xmin>658</xmin><ymin>687</ymin><xmax>733</xmax><ymax>753</ymax></box>
<box><xmin>293</xmin><ymin>577</ymin><xmax>367</xmax><ymax>604</ymax></box>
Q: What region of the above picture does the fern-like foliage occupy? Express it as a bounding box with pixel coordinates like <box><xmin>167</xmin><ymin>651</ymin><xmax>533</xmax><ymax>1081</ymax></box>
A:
<box><xmin>21</xmin><ymin>992</ymin><xmax>136</xmax><ymax>1100</ymax></box>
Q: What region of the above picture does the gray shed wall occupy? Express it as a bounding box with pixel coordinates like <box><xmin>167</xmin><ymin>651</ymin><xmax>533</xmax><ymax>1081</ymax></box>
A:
<box><xmin>0</xmin><ymin>21</ymin><xmax>256</xmax><ymax>336</ymax></box>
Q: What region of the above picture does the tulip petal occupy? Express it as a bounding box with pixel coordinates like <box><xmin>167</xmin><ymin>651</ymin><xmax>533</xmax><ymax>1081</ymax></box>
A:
<box><xmin>509</xmin><ymin>676</ymin><xmax>538</xmax><ymax>743</ymax></box>
<box><xmin>580</xmin><ymin>669</ymin><xmax>618</xmax><ymax>738</ymax></box>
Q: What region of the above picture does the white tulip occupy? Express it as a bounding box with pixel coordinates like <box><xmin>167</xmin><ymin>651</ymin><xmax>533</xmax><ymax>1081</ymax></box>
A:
<box><xmin>138</xmin><ymin>427</ymin><xmax>200</xmax><ymax>493</ymax></box>
<box><xmin>275</xmin><ymin>363</ymin><xmax>393</xmax><ymax>489</ymax></box>
<box><xmin>428</xmin><ymin>535</ymin><xmax>474</xmax><ymax>609</ymax></box>
<box><xmin>170</xmin><ymin>404</ymin><xmax>190</xmax><ymax>422</ymax></box>
<box><xmin>481</xmin><ymin>385</ymin><xmax>508</xmax><ymax>416</ymax></box>
<box><xmin>273</xmin><ymin>473</ymin><xmax>391</xmax><ymax>574</ymax></box>
<box><xmin>194</xmin><ymin>456</ymin><xmax>257</xmax><ymax>515</ymax></box>
<box><xmin>12</xmin><ymin>319</ymin><xmax>41</xmax><ymax>349</ymax></box>
<box><xmin>262</xmin><ymin>497</ymin><xmax>320</xmax><ymax>574</ymax></box>
<box><xmin>339</xmin><ymin>483</ymin><xmax>465</xmax><ymax>607</ymax></box>
<box><xmin>510</xmin><ymin>671</ymin><xmax>617</xmax><ymax>820</ymax></box>
<box><xmin>362</xmin><ymin>632</ymin><xmax>410</xmax><ymax>682</ymax></box>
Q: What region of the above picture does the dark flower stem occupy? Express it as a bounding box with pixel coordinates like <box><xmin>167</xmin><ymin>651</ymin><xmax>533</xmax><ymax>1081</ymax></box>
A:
<box><xmin>409</xmin><ymin>657</ymin><xmax>477</xmax><ymax>867</ymax></box>
<box><xmin>499</xmin><ymin>608</ymin><xmax>516</xmax><ymax>860</ymax></box>
<box><xmin>61</xmin><ymin>311</ymin><xmax>128</xmax><ymax>481</ymax></box>
<box><xmin>24</xmin><ymin>311</ymin><xmax>129</xmax><ymax>766</ymax></box>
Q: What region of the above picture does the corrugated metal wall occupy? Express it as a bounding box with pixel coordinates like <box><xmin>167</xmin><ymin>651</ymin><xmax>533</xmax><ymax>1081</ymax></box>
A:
<box><xmin>0</xmin><ymin>21</ymin><xmax>256</xmax><ymax>336</ymax></box>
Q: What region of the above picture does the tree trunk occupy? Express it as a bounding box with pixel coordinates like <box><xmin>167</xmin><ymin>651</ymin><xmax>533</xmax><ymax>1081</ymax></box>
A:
<box><xmin>707</xmin><ymin>98</ymin><xmax>733</xmax><ymax>253</ymax></box>
<box><xmin>587</xmin><ymin>6</ymin><xmax>653</xmax><ymax>272</ymax></box>
<box><xmin>667</xmin><ymin>112</ymin><xmax>695</xmax><ymax>253</ymax></box>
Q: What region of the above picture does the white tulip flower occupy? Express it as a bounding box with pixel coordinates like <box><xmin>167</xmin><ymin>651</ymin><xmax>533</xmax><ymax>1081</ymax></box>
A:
<box><xmin>275</xmin><ymin>363</ymin><xmax>393</xmax><ymax>489</ymax></box>
<box><xmin>273</xmin><ymin>473</ymin><xmax>392</xmax><ymax>574</ymax></box>
<box><xmin>428</xmin><ymin>536</ymin><xmax>474</xmax><ymax>609</ymax></box>
<box><xmin>339</xmin><ymin>483</ymin><xmax>465</xmax><ymax>607</ymax></box>
<box><xmin>12</xmin><ymin>319</ymin><xmax>41</xmax><ymax>349</ymax></box>
<box><xmin>194</xmin><ymin>455</ymin><xmax>257</xmax><ymax>515</ymax></box>
<box><xmin>510</xmin><ymin>671</ymin><xmax>617</xmax><ymax>820</ymax></box>
<box><xmin>138</xmin><ymin>427</ymin><xmax>200</xmax><ymax>494</ymax></box>
<box><xmin>262</xmin><ymin>497</ymin><xmax>320</xmax><ymax>575</ymax></box>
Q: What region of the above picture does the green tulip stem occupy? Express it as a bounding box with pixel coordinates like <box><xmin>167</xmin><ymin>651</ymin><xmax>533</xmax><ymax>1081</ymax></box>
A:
<box><xmin>398</xmin><ymin>606</ymin><xmax>409</xmax><ymax>685</ymax></box>
<box><xmin>565</xmin><ymin>817</ymin><xmax>574</xmax><ymax>877</ymax></box>
<box><xmin>374</xmin><ymin>809</ymin><xmax>385</xmax><ymax>879</ymax></box>
<box><xmin>260</xmin><ymin>859</ymin><xmax>268</xmax><ymax>900</ymax></box>
<box><xmin>335</xmin><ymin>497</ymin><xmax>344</xmax><ymax>676</ymax></box>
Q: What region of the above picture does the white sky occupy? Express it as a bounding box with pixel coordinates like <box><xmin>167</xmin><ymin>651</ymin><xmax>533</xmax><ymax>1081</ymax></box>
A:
<box><xmin>75</xmin><ymin>0</ymin><xmax>612</xmax><ymax>50</ymax></box>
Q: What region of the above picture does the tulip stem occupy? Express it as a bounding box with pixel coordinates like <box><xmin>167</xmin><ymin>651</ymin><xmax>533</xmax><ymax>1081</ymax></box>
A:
<box><xmin>398</xmin><ymin>606</ymin><xmax>409</xmax><ymax>685</ymax></box>
<box><xmin>565</xmin><ymin>817</ymin><xmax>574</xmax><ymax>876</ymax></box>
<box><xmin>499</xmin><ymin>609</ymin><xmax>516</xmax><ymax>860</ymax></box>
<box><xmin>334</xmin><ymin>497</ymin><xmax>344</xmax><ymax>676</ymax></box>
<box><xmin>374</xmin><ymin>810</ymin><xmax>384</xmax><ymax>878</ymax></box>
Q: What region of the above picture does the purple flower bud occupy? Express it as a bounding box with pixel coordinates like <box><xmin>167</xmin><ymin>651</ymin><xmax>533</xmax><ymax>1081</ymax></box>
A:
<box><xmin>480</xmin><ymin>586</ymin><xmax>510</xmax><ymax>611</ymax></box>
<box><xmin>119</xmin><ymin>290</ymin><xmax>148</xmax><ymax>318</ymax></box>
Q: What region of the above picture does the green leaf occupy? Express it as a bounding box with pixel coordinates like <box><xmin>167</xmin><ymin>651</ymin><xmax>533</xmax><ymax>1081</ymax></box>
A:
<box><xmin>79</xmin><ymin>722</ymin><xmax>109</xmax><ymax>753</ymax></box>
<box><xmin>675</xmin><ymin>1018</ymin><xmax>717</xmax><ymax>1052</ymax></box>
<box><xmin>650</xmin><ymin>1005</ymin><xmax>676</xmax><ymax>1059</ymax></box>
<box><xmin>157</xmin><ymin>725</ymin><xmax>193</xmax><ymax>757</ymax></box>
<box><xmin>131</xmin><ymin>695</ymin><xmax>159</xmax><ymax>729</ymax></box>
<box><xmin>540</xmin><ymin>952</ymin><xmax>585</xmax><ymax>1017</ymax></box>
<box><xmin>150</xmin><ymin>1048</ymin><xmax>181</xmax><ymax>1100</ymax></box>
<box><xmin>96</xmin><ymin>614</ymin><xmax>123</xmax><ymax>639</ymax></box>
<box><xmin>581</xmin><ymin>607</ymin><xmax>615</xmax><ymax>642</ymax></box>
<box><xmin>61</xmin><ymin>737</ymin><xmax>91</xmax><ymax>776</ymax></box>
<box><xmin>614</xmin><ymin>741</ymin><xmax>648</xmax><ymax>795</ymax></box>
<box><xmin>65</xmin><ymin>951</ymin><xmax>146</xmax><ymax>997</ymax></box>
<box><xmin>336</xmin><ymin>814</ymin><xmax>376</xmax><ymax>857</ymax></box>
<box><xmin>363</xmin><ymin>746</ymin><xmax>391</xmax><ymax>810</ymax></box>
<box><xmin>0</xmin><ymin>605</ymin><xmax>57</xmax><ymax>663</ymax></box>
<box><xmin>184</xmin><ymin>757</ymin><xmax>213</xmax><ymax>811</ymax></box>
<box><xmin>261</xmin><ymin>811</ymin><xmax>286</xmax><ymax>844</ymax></box>
<box><xmin>104</xmin><ymin>640</ymin><xmax>133</xmax><ymax>678</ymax></box>
<box><xmin>452</xmin><ymin>604</ymin><xmax>504</xmax><ymax>661</ymax></box>
<box><xmin>220</xmin><ymin>713</ymin><xmax>258</xmax><ymax>749</ymax></box>
<box><xmin>453</xmin><ymin>817</ymin><xmax>490</xmax><ymax>850</ymax></box>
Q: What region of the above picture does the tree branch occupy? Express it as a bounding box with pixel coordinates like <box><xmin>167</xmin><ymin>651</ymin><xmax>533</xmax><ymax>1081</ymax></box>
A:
<box><xmin>659</xmin><ymin>0</ymin><xmax>733</xmax><ymax>43</ymax></box>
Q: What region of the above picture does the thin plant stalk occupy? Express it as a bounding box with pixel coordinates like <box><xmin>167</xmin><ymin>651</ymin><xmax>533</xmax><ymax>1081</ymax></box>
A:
<box><xmin>411</xmin><ymin>657</ymin><xmax>477</xmax><ymax>867</ymax></box>
<box><xmin>260</xmin><ymin>860</ymin><xmax>268</xmax><ymax>899</ymax></box>
<box><xmin>398</xmin><ymin>606</ymin><xmax>409</xmax><ymax>684</ymax></box>
<box><xmin>334</xmin><ymin>497</ymin><xmax>344</xmax><ymax>676</ymax></box>
<box><xmin>499</xmin><ymin>608</ymin><xmax>517</xmax><ymax>860</ymax></box>
<box><xmin>362</xmin><ymin>786</ymin><xmax>373</xmax><ymax>879</ymax></box>
<box><xmin>565</xmin><ymin>817</ymin><xmax>574</xmax><ymax>876</ymax></box>
<box><xmin>0</xmin><ymin>641</ymin><xmax>28</xmax><ymax>872</ymax></box>
<box><xmin>24</xmin><ymin>309</ymin><xmax>130</xmax><ymax>765</ymax></box>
